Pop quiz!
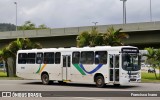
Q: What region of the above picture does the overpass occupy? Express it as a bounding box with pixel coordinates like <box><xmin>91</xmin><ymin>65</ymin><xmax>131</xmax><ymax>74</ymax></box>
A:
<box><xmin>1</xmin><ymin>21</ymin><xmax>160</xmax><ymax>49</ymax></box>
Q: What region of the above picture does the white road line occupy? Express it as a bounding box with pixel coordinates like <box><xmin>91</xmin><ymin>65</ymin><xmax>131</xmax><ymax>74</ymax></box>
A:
<box><xmin>72</xmin><ymin>97</ymin><xmax>106</xmax><ymax>100</ymax></box>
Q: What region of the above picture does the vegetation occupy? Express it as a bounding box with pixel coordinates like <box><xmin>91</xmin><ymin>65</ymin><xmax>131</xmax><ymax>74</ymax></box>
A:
<box><xmin>144</xmin><ymin>47</ymin><xmax>160</xmax><ymax>79</ymax></box>
<box><xmin>0</xmin><ymin>21</ymin><xmax>49</xmax><ymax>32</ymax></box>
<box><xmin>76</xmin><ymin>27</ymin><xmax>128</xmax><ymax>47</ymax></box>
<box><xmin>0</xmin><ymin>38</ymin><xmax>42</xmax><ymax>77</ymax></box>
<box><xmin>0</xmin><ymin>23</ymin><xmax>16</xmax><ymax>32</ymax></box>
<box><xmin>141</xmin><ymin>72</ymin><xmax>160</xmax><ymax>83</ymax></box>
<box><xmin>18</xmin><ymin>21</ymin><xmax>49</xmax><ymax>30</ymax></box>
<box><xmin>0</xmin><ymin>71</ymin><xmax>7</xmax><ymax>77</ymax></box>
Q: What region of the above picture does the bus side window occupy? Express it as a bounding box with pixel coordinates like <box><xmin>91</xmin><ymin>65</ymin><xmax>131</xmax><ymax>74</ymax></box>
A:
<box><xmin>18</xmin><ymin>53</ymin><xmax>27</xmax><ymax>64</ymax></box>
<box><xmin>27</xmin><ymin>53</ymin><xmax>36</xmax><ymax>64</ymax></box>
<box><xmin>36</xmin><ymin>52</ymin><xmax>43</xmax><ymax>64</ymax></box>
<box><xmin>55</xmin><ymin>52</ymin><xmax>61</xmax><ymax>64</ymax></box>
<box><xmin>44</xmin><ymin>52</ymin><xmax>54</xmax><ymax>64</ymax></box>
<box><xmin>81</xmin><ymin>51</ymin><xmax>94</xmax><ymax>64</ymax></box>
<box><xmin>95</xmin><ymin>51</ymin><xmax>107</xmax><ymax>64</ymax></box>
<box><xmin>72</xmin><ymin>52</ymin><xmax>80</xmax><ymax>64</ymax></box>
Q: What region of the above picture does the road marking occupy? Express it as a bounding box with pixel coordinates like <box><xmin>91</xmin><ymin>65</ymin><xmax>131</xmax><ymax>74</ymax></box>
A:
<box><xmin>73</xmin><ymin>97</ymin><xmax>105</xmax><ymax>100</ymax></box>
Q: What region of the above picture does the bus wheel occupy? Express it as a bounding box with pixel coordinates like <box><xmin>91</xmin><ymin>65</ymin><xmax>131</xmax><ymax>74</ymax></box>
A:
<box><xmin>95</xmin><ymin>76</ymin><xmax>105</xmax><ymax>88</ymax></box>
<box><xmin>41</xmin><ymin>73</ymin><xmax>52</xmax><ymax>85</ymax></box>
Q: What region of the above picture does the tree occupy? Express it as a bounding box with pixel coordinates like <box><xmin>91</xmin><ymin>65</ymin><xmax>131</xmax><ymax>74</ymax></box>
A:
<box><xmin>89</xmin><ymin>27</ymin><xmax>104</xmax><ymax>47</ymax></box>
<box><xmin>0</xmin><ymin>23</ymin><xmax>16</xmax><ymax>31</ymax></box>
<box><xmin>18</xmin><ymin>21</ymin><xmax>49</xmax><ymax>30</ymax></box>
<box><xmin>155</xmin><ymin>49</ymin><xmax>160</xmax><ymax>79</ymax></box>
<box><xmin>76</xmin><ymin>31</ymin><xmax>90</xmax><ymax>47</ymax></box>
<box><xmin>103</xmin><ymin>27</ymin><xmax>129</xmax><ymax>46</ymax></box>
<box><xmin>76</xmin><ymin>27</ymin><xmax>128</xmax><ymax>47</ymax></box>
<box><xmin>18</xmin><ymin>21</ymin><xmax>36</xmax><ymax>30</ymax></box>
<box><xmin>144</xmin><ymin>47</ymin><xmax>158</xmax><ymax>79</ymax></box>
<box><xmin>38</xmin><ymin>24</ymin><xmax>48</xmax><ymax>29</ymax></box>
<box><xmin>0</xmin><ymin>38</ymin><xmax>42</xmax><ymax>77</ymax></box>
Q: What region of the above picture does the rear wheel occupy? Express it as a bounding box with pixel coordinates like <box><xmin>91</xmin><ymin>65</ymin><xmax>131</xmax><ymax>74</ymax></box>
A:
<box><xmin>41</xmin><ymin>73</ymin><xmax>52</xmax><ymax>85</ymax></box>
<box><xmin>95</xmin><ymin>76</ymin><xmax>105</xmax><ymax>88</ymax></box>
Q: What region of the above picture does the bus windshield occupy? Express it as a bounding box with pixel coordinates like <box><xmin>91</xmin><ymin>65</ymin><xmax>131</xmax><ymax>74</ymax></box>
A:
<box><xmin>122</xmin><ymin>53</ymin><xmax>141</xmax><ymax>71</ymax></box>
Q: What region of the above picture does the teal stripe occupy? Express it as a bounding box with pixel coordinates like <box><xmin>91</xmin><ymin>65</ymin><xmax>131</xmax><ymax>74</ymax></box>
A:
<box><xmin>73</xmin><ymin>64</ymin><xmax>86</xmax><ymax>75</ymax></box>
<box><xmin>36</xmin><ymin>64</ymin><xmax>41</xmax><ymax>73</ymax></box>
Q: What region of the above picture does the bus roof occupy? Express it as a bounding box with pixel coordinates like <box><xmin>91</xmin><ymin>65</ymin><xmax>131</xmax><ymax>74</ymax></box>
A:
<box><xmin>17</xmin><ymin>46</ymin><xmax>138</xmax><ymax>53</ymax></box>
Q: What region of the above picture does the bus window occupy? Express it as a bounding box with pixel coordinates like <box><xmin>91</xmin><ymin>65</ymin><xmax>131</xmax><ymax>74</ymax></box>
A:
<box><xmin>44</xmin><ymin>52</ymin><xmax>54</xmax><ymax>64</ymax></box>
<box><xmin>18</xmin><ymin>53</ymin><xmax>27</xmax><ymax>64</ymax></box>
<box><xmin>72</xmin><ymin>52</ymin><xmax>80</xmax><ymax>64</ymax></box>
<box><xmin>36</xmin><ymin>53</ymin><xmax>43</xmax><ymax>64</ymax></box>
<box><xmin>55</xmin><ymin>52</ymin><xmax>61</xmax><ymax>64</ymax></box>
<box><xmin>81</xmin><ymin>51</ymin><xmax>94</xmax><ymax>64</ymax></box>
<box><xmin>95</xmin><ymin>51</ymin><xmax>107</xmax><ymax>64</ymax></box>
<box><xmin>27</xmin><ymin>53</ymin><xmax>36</xmax><ymax>64</ymax></box>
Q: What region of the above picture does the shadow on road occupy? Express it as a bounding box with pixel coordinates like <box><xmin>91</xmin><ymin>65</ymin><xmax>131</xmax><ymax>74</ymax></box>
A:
<box><xmin>24</xmin><ymin>81</ymin><xmax>139</xmax><ymax>89</ymax></box>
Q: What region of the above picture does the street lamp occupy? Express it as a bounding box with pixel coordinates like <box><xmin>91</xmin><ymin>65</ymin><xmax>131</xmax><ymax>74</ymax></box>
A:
<box><xmin>120</xmin><ymin>0</ymin><xmax>127</xmax><ymax>24</ymax></box>
<box><xmin>92</xmin><ymin>22</ymin><xmax>98</xmax><ymax>29</ymax></box>
<box><xmin>149</xmin><ymin>0</ymin><xmax>152</xmax><ymax>22</ymax></box>
<box><xmin>92</xmin><ymin>22</ymin><xmax>98</xmax><ymax>26</ymax></box>
<box><xmin>14</xmin><ymin>2</ymin><xmax>17</xmax><ymax>31</ymax></box>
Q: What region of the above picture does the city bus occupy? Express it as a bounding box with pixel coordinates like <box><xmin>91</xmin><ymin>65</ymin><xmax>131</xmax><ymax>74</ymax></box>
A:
<box><xmin>16</xmin><ymin>46</ymin><xmax>141</xmax><ymax>88</ymax></box>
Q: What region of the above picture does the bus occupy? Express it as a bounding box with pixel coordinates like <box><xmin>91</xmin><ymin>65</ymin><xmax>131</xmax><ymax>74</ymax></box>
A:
<box><xmin>16</xmin><ymin>46</ymin><xmax>141</xmax><ymax>88</ymax></box>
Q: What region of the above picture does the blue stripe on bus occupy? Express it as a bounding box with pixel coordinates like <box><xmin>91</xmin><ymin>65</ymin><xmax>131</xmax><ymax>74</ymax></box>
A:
<box><xmin>79</xmin><ymin>64</ymin><xmax>103</xmax><ymax>74</ymax></box>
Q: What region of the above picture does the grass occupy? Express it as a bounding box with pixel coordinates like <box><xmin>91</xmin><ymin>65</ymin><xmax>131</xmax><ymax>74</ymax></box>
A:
<box><xmin>141</xmin><ymin>72</ymin><xmax>160</xmax><ymax>83</ymax></box>
<box><xmin>0</xmin><ymin>71</ymin><xmax>23</xmax><ymax>80</ymax></box>
<box><xmin>0</xmin><ymin>71</ymin><xmax>7</xmax><ymax>77</ymax></box>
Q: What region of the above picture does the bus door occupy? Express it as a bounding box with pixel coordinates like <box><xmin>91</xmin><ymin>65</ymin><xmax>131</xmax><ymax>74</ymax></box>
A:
<box><xmin>62</xmin><ymin>55</ymin><xmax>71</xmax><ymax>81</ymax></box>
<box><xmin>109</xmin><ymin>54</ymin><xmax>120</xmax><ymax>83</ymax></box>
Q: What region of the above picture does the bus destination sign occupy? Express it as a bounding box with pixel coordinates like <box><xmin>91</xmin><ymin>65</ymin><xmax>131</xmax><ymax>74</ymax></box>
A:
<box><xmin>121</xmin><ymin>48</ymin><xmax>139</xmax><ymax>53</ymax></box>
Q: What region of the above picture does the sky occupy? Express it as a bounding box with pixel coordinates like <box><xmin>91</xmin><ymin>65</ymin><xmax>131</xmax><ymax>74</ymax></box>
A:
<box><xmin>0</xmin><ymin>0</ymin><xmax>160</xmax><ymax>28</ymax></box>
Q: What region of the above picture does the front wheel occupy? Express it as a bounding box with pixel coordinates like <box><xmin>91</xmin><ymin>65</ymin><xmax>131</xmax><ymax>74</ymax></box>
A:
<box><xmin>41</xmin><ymin>73</ymin><xmax>52</xmax><ymax>85</ymax></box>
<box><xmin>95</xmin><ymin>76</ymin><xmax>105</xmax><ymax>88</ymax></box>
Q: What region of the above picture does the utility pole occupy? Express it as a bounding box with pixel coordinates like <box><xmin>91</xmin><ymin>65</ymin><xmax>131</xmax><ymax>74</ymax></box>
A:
<box><xmin>14</xmin><ymin>2</ymin><xmax>17</xmax><ymax>31</ymax></box>
<box><xmin>120</xmin><ymin>0</ymin><xmax>127</xmax><ymax>24</ymax></box>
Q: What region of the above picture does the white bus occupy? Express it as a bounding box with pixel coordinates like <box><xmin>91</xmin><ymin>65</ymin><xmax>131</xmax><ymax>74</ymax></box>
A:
<box><xmin>16</xmin><ymin>46</ymin><xmax>141</xmax><ymax>88</ymax></box>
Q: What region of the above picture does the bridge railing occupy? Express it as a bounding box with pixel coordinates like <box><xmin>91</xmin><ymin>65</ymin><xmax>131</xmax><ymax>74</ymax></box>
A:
<box><xmin>0</xmin><ymin>21</ymin><xmax>160</xmax><ymax>39</ymax></box>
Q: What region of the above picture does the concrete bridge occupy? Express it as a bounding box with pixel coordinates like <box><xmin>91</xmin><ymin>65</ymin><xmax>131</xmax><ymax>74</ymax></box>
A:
<box><xmin>1</xmin><ymin>21</ymin><xmax>160</xmax><ymax>49</ymax></box>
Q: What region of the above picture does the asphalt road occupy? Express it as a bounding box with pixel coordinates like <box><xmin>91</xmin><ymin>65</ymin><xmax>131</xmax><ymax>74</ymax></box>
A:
<box><xmin>0</xmin><ymin>80</ymin><xmax>159</xmax><ymax>100</ymax></box>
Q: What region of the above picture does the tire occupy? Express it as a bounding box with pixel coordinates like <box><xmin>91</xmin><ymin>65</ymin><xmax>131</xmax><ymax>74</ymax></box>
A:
<box><xmin>41</xmin><ymin>73</ymin><xmax>52</xmax><ymax>85</ymax></box>
<box><xmin>95</xmin><ymin>76</ymin><xmax>105</xmax><ymax>88</ymax></box>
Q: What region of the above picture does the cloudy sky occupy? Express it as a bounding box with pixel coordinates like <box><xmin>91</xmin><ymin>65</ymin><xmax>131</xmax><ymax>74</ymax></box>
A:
<box><xmin>0</xmin><ymin>0</ymin><xmax>160</xmax><ymax>28</ymax></box>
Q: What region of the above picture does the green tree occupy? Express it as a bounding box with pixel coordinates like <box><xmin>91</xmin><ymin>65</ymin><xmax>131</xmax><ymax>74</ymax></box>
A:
<box><xmin>38</xmin><ymin>24</ymin><xmax>48</xmax><ymax>29</ymax></box>
<box><xmin>18</xmin><ymin>21</ymin><xmax>49</xmax><ymax>30</ymax></box>
<box><xmin>0</xmin><ymin>38</ymin><xmax>42</xmax><ymax>77</ymax></box>
<box><xmin>103</xmin><ymin>27</ymin><xmax>129</xmax><ymax>46</ymax></box>
<box><xmin>89</xmin><ymin>27</ymin><xmax>104</xmax><ymax>47</ymax></box>
<box><xmin>76</xmin><ymin>27</ymin><xmax>128</xmax><ymax>47</ymax></box>
<box><xmin>18</xmin><ymin>21</ymin><xmax>36</xmax><ymax>30</ymax></box>
<box><xmin>76</xmin><ymin>31</ymin><xmax>90</xmax><ymax>47</ymax></box>
<box><xmin>155</xmin><ymin>49</ymin><xmax>160</xmax><ymax>79</ymax></box>
<box><xmin>144</xmin><ymin>47</ymin><xmax>158</xmax><ymax>79</ymax></box>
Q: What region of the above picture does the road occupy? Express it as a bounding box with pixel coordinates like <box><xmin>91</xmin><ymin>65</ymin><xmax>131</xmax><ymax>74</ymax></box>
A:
<box><xmin>0</xmin><ymin>80</ymin><xmax>159</xmax><ymax>100</ymax></box>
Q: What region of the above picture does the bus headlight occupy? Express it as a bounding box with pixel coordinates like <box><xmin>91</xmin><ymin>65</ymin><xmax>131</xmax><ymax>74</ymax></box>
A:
<box><xmin>137</xmin><ymin>72</ymin><xmax>141</xmax><ymax>78</ymax></box>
